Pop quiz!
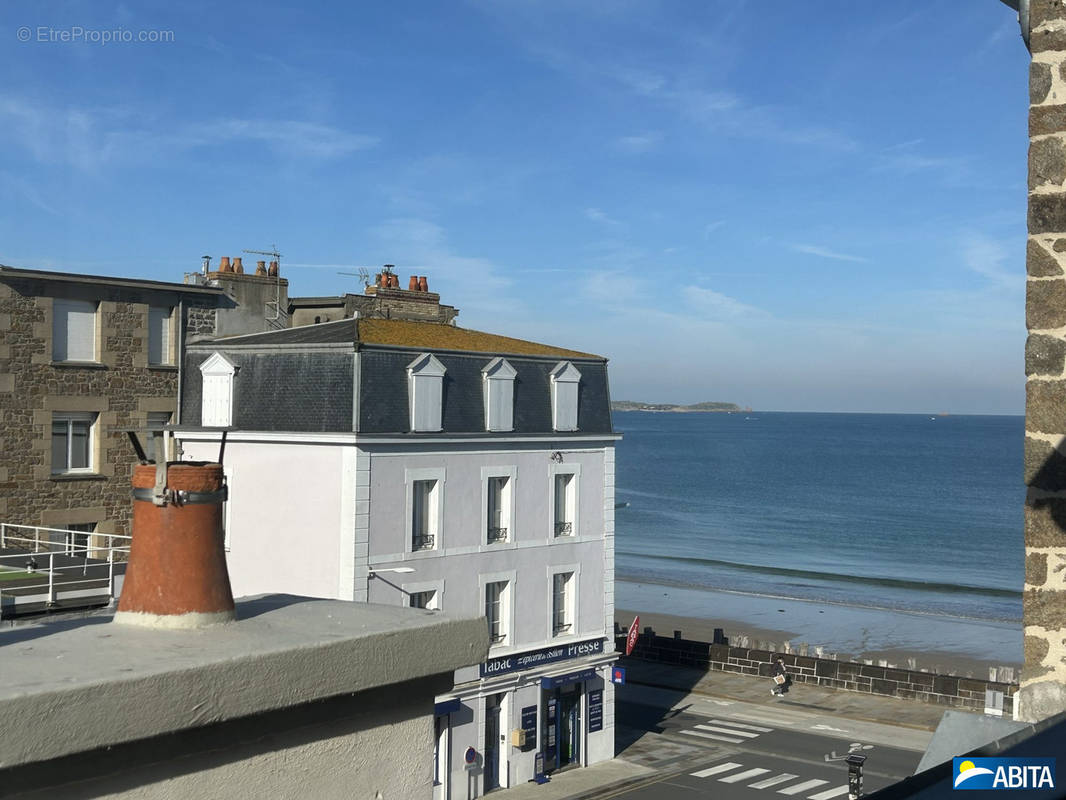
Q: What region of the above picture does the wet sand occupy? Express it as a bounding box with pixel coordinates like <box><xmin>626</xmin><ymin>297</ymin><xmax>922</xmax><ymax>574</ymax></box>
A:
<box><xmin>616</xmin><ymin>607</ymin><xmax>1019</xmax><ymax>679</ymax></box>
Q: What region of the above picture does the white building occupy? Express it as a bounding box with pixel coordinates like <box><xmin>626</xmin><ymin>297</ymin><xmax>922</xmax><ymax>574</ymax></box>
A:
<box><xmin>175</xmin><ymin>315</ymin><xmax>620</xmax><ymax>796</ymax></box>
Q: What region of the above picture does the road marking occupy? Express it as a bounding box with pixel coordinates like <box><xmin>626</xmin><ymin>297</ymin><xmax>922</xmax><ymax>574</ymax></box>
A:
<box><xmin>690</xmin><ymin>762</ymin><xmax>743</xmax><ymax>778</ymax></box>
<box><xmin>749</xmin><ymin>773</ymin><xmax>800</xmax><ymax>789</ymax></box>
<box><xmin>695</xmin><ymin>724</ymin><xmax>761</xmax><ymax>738</ymax></box>
<box><xmin>812</xmin><ymin>724</ymin><xmax>847</xmax><ymax>732</ymax></box>
<box><xmin>681</xmin><ymin>730</ymin><xmax>745</xmax><ymax>744</ymax></box>
<box><xmin>707</xmin><ymin>718</ymin><xmax>773</xmax><ymax>732</ymax></box>
<box><xmin>777</xmin><ymin>778</ymin><xmax>829</xmax><ymax>795</ymax></box>
<box><xmin>808</xmin><ymin>787</ymin><xmax>849</xmax><ymax>800</ymax></box>
<box><xmin>720</xmin><ymin>768</ymin><xmax>772</xmax><ymax>784</ymax></box>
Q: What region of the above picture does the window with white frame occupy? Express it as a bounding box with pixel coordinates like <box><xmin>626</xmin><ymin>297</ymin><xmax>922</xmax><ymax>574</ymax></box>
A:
<box><xmin>51</xmin><ymin>413</ymin><xmax>96</xmax><ymax>474</ymax></box>
<box><xmin>549</xmin><ymin>361</ymin><xmax>581</xmax><ymax>432</ymax></box>
<box><xmin>552</xmin><ymin>571</ymin><xmax>575</xmax><ymax>636</ymax></box>
<box><xmin>199</xmin><ymin>352</ymin><xmax>237</xmax><ymax>427</ymax></box>
<box><xmin>487</xmin><ymin>476</ymin><xmax>511</xmax><ymax>543</ymax></box>
<box><xmin>485</xmin><ymin>580</ymin><xmax>509</xmax><ymax>645</ymax></box>
<box><xmin>59</xmin><ymin>522</ymin><xmax>95</xmax><ymax>556</ymax></box>
<box><xmin>148</xmin><ymin>305</ymin><xmax>174</xmax><ymax>366</ymax></box>
<box><xmin>553</xmin><ymin>473</ymin><xmax>576</xmax><ymax>536</ymax></box>
<box><xmin>407</xmin><ymin>353</ymin><xmax>446</xmax><ymax>432</ymax></box>
<box><xmin>52</xmin><ymin>299</ymin><xmax>97</xmax><ymax>362</ymax></box>
<box><xmin>482</xmin><ymin>357</ymin><xmax>516</xmax><ymax>432</ymax></box>
<box><xmin>412</xmin><ymin>479</ymin><xmax>439</xmax><ymax>550</ymax></box>
<box><xmin>409</xmin><ymin>589</ymin><xmax>438</xmax><ymax>610</ymax></box>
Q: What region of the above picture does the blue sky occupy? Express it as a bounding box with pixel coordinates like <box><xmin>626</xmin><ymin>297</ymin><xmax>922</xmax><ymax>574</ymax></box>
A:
<box><xmin>0</xmin><ymin>1</ymin><xmax>1029</xmax><ymax>413</ymax></box>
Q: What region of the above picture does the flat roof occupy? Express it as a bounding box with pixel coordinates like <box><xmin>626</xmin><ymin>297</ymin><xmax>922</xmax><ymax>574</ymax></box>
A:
<box><xmin>0</xmin><ymin>264</ymin><xmax>226</xmax><ymax>296</ymax></box>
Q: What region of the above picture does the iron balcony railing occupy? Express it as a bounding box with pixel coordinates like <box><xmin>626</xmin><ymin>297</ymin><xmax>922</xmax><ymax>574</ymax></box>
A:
<box><xmin>554</xmin><ymin>521</ymin><xmax>573</xmax><ymax>536</ymax></box>
<box><xmin>412</xmin><ymin>534</ymin><xmax>436</xmax><ymax>551</ymax></box>
<box><xmin>487</xmin><ymin>526</ymin><xmax>508</xmax><ymax>544</ymax></box>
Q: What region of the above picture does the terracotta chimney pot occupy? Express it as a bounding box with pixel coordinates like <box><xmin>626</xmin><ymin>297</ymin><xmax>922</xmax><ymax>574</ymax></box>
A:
<box><xmin>233</xmin><ymin>256</ymin><xmax>244</xmax><ymax>273</ymax></box>
<box><xmin>419</xmin><ymin>276</ymin><xmax>428</xmax><ymax>292</ymax></box>
<box><xmin>114</xmin><ymin>462</ymin><xmax>236</xmax><ymax>628</ymax></box>
<box><xmin>391</xmin><ymin>273</ymin><xmax>400</xmax><ymax>288</ymax></box>
<box><xmin>255</xmin><ymin>260</ymin><xmax>267</xmax><ymax>275</ymax></box>
<box><xmin>218</xmin><ymin>256</ymin><xmax>231</xmax><ymax>272</ymax></box>
<box><xmin>409</xmin><ymin>275</ymin><xmax>419</xmax><ymax>291</ymax></box>
<box><xmin>268</xmin><ymin>260</ymin><xmax>279</xmax><ymax>277</ymax></box>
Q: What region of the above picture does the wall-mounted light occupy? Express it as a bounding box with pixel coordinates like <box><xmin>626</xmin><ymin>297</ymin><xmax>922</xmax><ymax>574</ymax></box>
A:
<box><xmin>368</xmin><ymin>566</ymin><xmax>416</xmax><ymax>580</ymax></box>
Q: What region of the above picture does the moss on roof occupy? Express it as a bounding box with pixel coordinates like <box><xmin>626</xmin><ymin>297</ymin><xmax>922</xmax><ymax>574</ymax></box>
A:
<box><xmin>356</xmin><ymin>319</ymin><xmax>602</xmax><ymax>359</ymax></box>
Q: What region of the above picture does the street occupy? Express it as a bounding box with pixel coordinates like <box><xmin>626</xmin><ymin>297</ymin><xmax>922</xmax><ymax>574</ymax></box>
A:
<box><xmin>600</xmin><ymin>683</ymin><xmax>928</xmax><ymax>799</ymax></box>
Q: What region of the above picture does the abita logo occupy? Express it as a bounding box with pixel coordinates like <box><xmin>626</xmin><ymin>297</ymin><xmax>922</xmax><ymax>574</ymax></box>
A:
<box><xmin>953</xmin><ymin>757</ymin><xmax>1056</xmax><ymax>791</ymax></box>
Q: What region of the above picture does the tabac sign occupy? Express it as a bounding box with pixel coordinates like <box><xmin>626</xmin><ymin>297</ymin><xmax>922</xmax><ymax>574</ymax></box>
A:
<box><xmin>480</xmin><ymin>638</ymin><xmax>605</xmax><ymax>677</ymax></box>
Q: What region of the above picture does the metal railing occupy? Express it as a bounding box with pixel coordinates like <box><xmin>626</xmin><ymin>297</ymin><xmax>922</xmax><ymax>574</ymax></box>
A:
<box><xmin>487</xmin><ymin>526</ymin><xmax>508</xmax><ymax>544</ymax></box>
<box><xmin>0</xmin><ymin>523</ymin><xmax>131</xmax><ymax>610</ymax></box>
<box><xmin>554</xmin><ymin>521</ymin><xmax>573</xmax><ymax>536</ymax></box>
<box><xmin>412</xmin><ymin>534</ymin><xmax>435</xmax><ymax>551</ymax></box>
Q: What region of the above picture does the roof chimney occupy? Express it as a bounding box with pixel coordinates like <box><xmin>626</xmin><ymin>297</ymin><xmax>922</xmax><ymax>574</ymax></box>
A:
<box><xmin>255</xmin><ymin>260</ymin><xmax>267</xmax><ymax>276</ymax></box>
<box><xmin>419</xmin><ymin>276</ymin><xmax>428</xmax><ymax>292</ymax></box>
<box><xmin>409</xmin><ymin>275</ymin><xmax>419</xmax><ymax>291</ymax></box>
<box><xmin>233</xmin><ymin>257</ymin><xmax>244</xmax><ymax>274</ymax></box>
<box><xmin>218</xmin><ymin>256</ymin><xmax>231</xmax><ymax>273</ymax></box>
<box><xmin>268</xmin><ymin>260</ymin><xmax>279</xmax><ymax>277</ymax></box>
<box><xmin>201</xmin><ymin>255</ymin><xmax>211</xmax><ymax>275</ymax></box>
<box><xmin>114</xmin><ymin>461</ymin><xmax>235</xmax><ymax>628</ymax></box>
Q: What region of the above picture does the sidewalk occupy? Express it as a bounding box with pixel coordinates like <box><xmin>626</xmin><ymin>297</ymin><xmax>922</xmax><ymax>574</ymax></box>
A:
<box><xmin>493</xmin><ymin>658</ymin><xmax>956</xmax><ymax>800</ymax></box>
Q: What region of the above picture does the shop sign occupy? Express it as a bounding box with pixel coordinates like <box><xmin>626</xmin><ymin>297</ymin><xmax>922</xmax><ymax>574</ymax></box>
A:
<box><xmin>480</xmin><ymin>638</ymin><xmax>605</xmax><ymax>677</ymax></box>
<box><xmin>588</xmin><ymin>689</ymin><xmax>603</xmax><ymax>733</ymax></box>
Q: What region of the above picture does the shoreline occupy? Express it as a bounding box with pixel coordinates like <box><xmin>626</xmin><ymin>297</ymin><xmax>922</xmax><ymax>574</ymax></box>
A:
<box><xmin>615</xmin><ymin>607</ymin><xmax>1020</xmax><ymax>679</ymax></box>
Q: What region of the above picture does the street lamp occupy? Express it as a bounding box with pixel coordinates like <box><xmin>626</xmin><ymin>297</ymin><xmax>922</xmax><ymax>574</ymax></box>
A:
<box><xmin>367</xmin><ymin>566</ymin><xmax>415</xmax><ymax>580</ymax></box>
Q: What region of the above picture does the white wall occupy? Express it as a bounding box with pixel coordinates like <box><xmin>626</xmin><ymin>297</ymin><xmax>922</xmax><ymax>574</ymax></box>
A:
<box><xmin>179</xmin><ymin>439</ymin><xmax>346</xmax><ymax>600</ymax></box>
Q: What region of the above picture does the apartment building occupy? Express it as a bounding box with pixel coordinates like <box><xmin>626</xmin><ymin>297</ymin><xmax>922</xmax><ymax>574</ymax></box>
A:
<box><xmin>0</xmin><ymin>265</ymin><xmax>226</xmax><ymax>548</ymax></box>
<box><xmin>174</xmin><ymin>310</ymin><xmax>620</xmax><ymax>796</ymax></box>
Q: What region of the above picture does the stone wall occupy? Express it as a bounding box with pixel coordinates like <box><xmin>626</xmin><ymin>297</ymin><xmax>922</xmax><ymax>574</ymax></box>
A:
<box><xmin>617</xmin><ymin>630</ymin><xmax>1018</xmax><ymax>716</ymax></box>
<box><xmin>1021</xmin><ymin>0</ymin><xmax>1066</xmax><ymax>722</ymax></box>
<box><xmin>0</xmin><ymin>278</ymin><xmax>220</xmax><ymax>544</ymax></box>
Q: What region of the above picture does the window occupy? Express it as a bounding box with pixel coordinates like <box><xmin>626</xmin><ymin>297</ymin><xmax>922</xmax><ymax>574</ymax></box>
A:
<box><xmin>148</xmin><ymin>306</ymin><xmax>174</xmax><ymax>365</ymax></box>
<box><xmin>410</xmin><ymin>590</ymin><xmax>438</xmax><ymax>610</ymax></box>
<box><xmin>199</xmin><ymin>352</ymin><xmax>237</xmax><ymax>427</ymax></box>
<box><xmin>482</xmin><ymin>357</ymin><xmax>516</xmax><ymax>432</ymax></box>
<box><xmin>485</xmin><ymin>580</ymin><xmax>509</xmax><ymax>645</ymax></box>
<box><xmin>549</xmin><ymin>361</ymin><xmax>581</xmax><ymax>432</ymax></box>
<box><xmin>58</xmin><ymin>523</ymin><xmax>95</xmax><ymax>556</ymax></box>
<box><xmin>51</xmin><ymin>413</ymin><xmax>96</xmax><ymax>474</ymax></box>
<box><xmin>407</xmin><ymin>353</ymin><xmax>446</xmax><ymax>432</ymax></box>
<box><xmin>52</xmin><ymin>299</ymin><xmax>97</xmax><ymax>362</ymax></box>
<box><xmin>554</xmin><ymin>474</ymin><xmax>575</xmax><ymax>536</ymax></box>
<box><xmin>552</xmin><ymin>572</ymin><xmax>574</xmax><ymax>636</ymax></box>
<box><xmin>487</xmin><ymin>476</ymin><xmax>510</xmax><ymax>543</ymax></box>
<box><xmin>412</xmin><ymin>479</ymin><xmax>439</xmax><ymax>550</ymax></box>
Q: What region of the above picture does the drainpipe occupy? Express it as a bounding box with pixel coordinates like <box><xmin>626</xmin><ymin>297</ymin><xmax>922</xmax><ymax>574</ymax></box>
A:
<box><xmin>176</xmin><ymin>298</ymin><xmax>184</xmax><ymax>426</ymax></box>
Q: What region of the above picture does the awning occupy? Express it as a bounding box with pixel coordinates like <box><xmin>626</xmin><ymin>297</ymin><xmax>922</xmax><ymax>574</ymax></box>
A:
<box><xmin>434</xmin><ymin>698</ymin><xmax>462</xmax><ymax>716</ymax></box>
<box><xmin>540</xmin><ymin>667</ymin><xmax>598</xmax><ymax>690</ymax></box>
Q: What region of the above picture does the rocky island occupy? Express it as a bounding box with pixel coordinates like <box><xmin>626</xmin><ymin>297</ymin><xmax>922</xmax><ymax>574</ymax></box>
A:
<box><xmin>611</xmin><ymin>400</ymin><xmax>746</xmax><ymax>413</ymax></box>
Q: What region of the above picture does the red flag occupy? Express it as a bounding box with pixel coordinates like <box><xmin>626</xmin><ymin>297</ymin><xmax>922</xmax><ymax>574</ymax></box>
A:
<box><xmin>625</xmin><ymin>615</ymin><xmax>640</xmax><ymax>656</ymax></box>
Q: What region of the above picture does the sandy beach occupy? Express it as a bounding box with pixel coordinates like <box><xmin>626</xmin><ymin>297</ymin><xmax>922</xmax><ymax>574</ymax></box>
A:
<box><xmin>616</xmin><ymin>607</ymin><xmax>1019</xmax><ymax>679</ymax></box>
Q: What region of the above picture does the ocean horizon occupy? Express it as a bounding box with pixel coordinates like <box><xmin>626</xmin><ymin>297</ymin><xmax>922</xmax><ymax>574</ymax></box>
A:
<box><xmin>613</xmin><ymin>410</ymin><xmax>1025</xmax><ymax>665</ymax></box>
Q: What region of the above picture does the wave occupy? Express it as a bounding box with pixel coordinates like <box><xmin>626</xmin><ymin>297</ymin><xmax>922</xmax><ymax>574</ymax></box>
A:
<box><xmin>615</xmin><ymin>549</ymin><xmax>1020</xmax><ymax>600</ymax></box>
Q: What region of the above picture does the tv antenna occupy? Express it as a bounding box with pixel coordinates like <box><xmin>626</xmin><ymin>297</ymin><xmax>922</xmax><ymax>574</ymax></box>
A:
<box><xmin>337</xmin><ymin>267</ymin><xmax>373</xmax><ymax>288</ymax></box>
<box><xmin>243</xmin><ymin>246</ymin><xmax>282</xmax><ymax>266</ymax></box>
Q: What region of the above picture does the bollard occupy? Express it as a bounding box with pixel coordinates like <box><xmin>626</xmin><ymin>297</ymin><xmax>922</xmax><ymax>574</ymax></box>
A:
<box><xmin>114</xmin><ymin>461</ymin><xmax>235</xmax><ymax>628</ymax></box>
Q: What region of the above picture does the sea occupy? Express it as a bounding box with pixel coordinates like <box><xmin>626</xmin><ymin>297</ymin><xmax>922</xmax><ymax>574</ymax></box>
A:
<box><xmin>613</xmin><ymin>411</ymin><xmax>1025</xmax><ymax>667</ymax></box>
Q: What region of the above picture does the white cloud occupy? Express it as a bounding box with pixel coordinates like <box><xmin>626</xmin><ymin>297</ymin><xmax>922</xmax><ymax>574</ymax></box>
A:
<box><xmin>613</xmin><ymin>133</ymin><xmax>661</xmax><ymax>154</ymax></box>
<box><xmin>961</xmin><ymin>232</ymin><xmax>1019</xmax><ymax>290</ymax></box>
<box><xmin>584</xmin><ymin>207</ymin><xmax>622</xmax><ymax>227</ymax></box>
<box><xmin>790</xmin><ymin>243</ymin><xmax>868</xmax><ymax>263</ymax></box>
<box><xmin>703</xmin><ymin>220</ymin><xmax>726</xmax><ymax>239</ymax></box>
<box><xmin>682</xmin><ymin>284</ymin><xmax>766</xmax><ymax>320</ymax></box>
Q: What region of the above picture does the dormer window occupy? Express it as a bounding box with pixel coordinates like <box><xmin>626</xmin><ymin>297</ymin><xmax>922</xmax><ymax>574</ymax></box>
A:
<box><xmin>550</xmin><ymin>361</ymin><xmax>581</xmax><ymax>432</ymax></box>
<box><xmin>407</xmin><ymin>353</ymin><xmax>446</xmax><ymax>432</ymax></box>
<box><xmin>482</xmin><ymin>357</ymin><xmax>517</xmax><ymax>432</ymax></box>
<box><xmin>199</xmin><ymin>352</ymin><xmax>237</xmax><ymax>427</ymax></box>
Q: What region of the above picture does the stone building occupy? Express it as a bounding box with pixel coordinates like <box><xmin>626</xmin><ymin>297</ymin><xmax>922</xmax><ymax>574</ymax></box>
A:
<box><xmin>0</xmin><ymin>265</ymin><xmax>227</xmax><ymax>545</ymax></box>
<box><xmin>1016</xmin><ymin>0</ymin><xmax>1066</xmax><ymax>721</ymax></box>
<box><xmin>175</xmin><ymin>315</ymin><xmax>619</xmax><ymax>797</ymax></box>
<box><xmin>288</xmin><ymin>267</ymin><xmax>459</xmax><ymax>327</ymax></box>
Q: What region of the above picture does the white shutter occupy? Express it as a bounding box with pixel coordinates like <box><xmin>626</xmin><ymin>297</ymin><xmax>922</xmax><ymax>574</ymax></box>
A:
<box><xmin>148</xmin><ymin>306</ymin><xmax>172</xmax><ymax>365</ymax></box>
<box><xmin>555</xmin><ymin>381</ymin><xmax>578</xmax><ymax>430</ymax></box>
<box><xmin>53</xmin><ymin>299</ymin><xmax>96</xmax><ymax>362</ymax></box>
<box><xmin>202</xmin><ymin>374</ymin><xmax>232</xmax><ymax>426</ymax></box>
<box><xmin>486</xmin><ymin>378</ymin><xmax>514</xmax><ymax>432</ymax></box>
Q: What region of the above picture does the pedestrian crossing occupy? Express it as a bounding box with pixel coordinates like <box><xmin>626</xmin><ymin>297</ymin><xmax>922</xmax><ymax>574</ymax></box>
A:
<box><xmin>680</xmin><ymin>717</ymin><xmax>773</xmax><ymax>744</ymax></box>
<box><xmin>690</xmin><ymin>761</ymin><xmax>848</xmax><ymax>798</ymax></box>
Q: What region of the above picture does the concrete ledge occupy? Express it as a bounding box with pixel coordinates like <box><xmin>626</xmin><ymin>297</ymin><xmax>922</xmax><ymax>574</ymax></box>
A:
<box><xmin>0</xmin><ymin>594</ymin><xmax>488</xmax><ymax>768</ymax></box>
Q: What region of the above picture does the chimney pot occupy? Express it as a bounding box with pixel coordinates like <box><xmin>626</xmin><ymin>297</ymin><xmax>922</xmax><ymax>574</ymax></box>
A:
<box><xmin>268</xmin><ymin>260</ymin><xmax>279</xmax><ymax>277</ymax></box>
<box><xmin>409</xmin><ymin>275</ymin><xmax>420</xmax><ymax>291</ymax></box>
<box><xmin>419</xmin><ymin>276</ymin><xmax>428</xmax><ymax>292</ymax></box>
<box><xmin>233</xmin><ymin>256</ymin><xmax>244</xmax><ymax>273</ymax></box>
<box><xmin>389</xmin><ymin>273</ymin><xmax>399</xmax><ymax>288</ymax></box>
<box><xmin>218</xmin><ymin>256</ymin><xmax>231</xmax><ymax>272</ymax></box>
<box><xmin>255</xmin><ymin>260</ymin><xmax>267</xmax><ymax>275</ymax></box>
